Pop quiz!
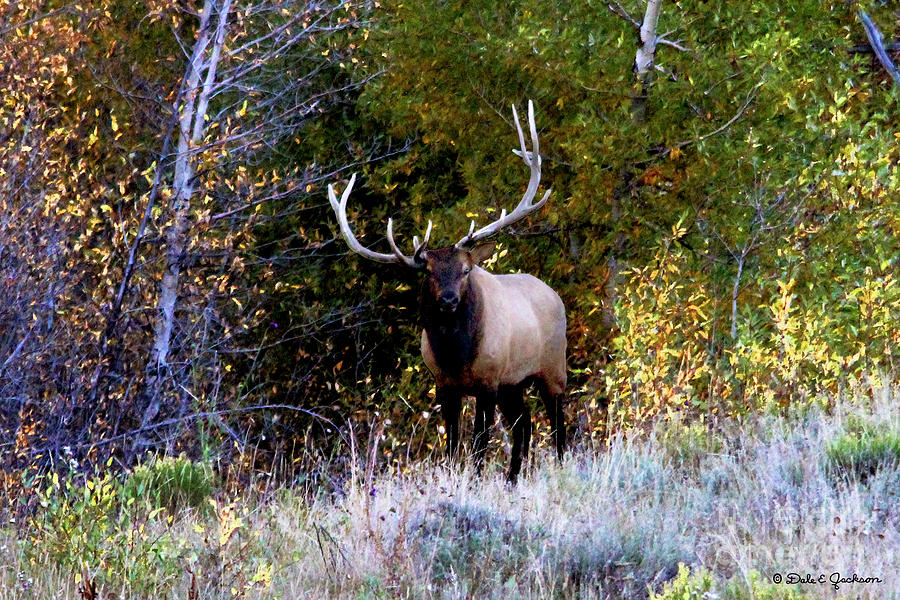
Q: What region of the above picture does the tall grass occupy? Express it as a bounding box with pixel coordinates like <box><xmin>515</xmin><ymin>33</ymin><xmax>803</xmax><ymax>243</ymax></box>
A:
<box><xmin>4</xmin><ymin>394</ymin><xmax>899</xmax><ymax>599</ymax></box>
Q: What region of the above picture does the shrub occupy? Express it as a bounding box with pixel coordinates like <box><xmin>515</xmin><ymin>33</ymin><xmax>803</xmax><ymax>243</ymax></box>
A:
<box><xmin>24</xmin><ymin>469</ymin><xmax>181</xmax><ymax>591</ymax></box>
<box><xmin>724</xmin><ymin>570</ymin><xmax>808</xmax><ymax>600</ymax></box>
<box><xmin>124</xmin><ymin>454</ymin><xmax>215</xmax><ymax>511</ymax></box>
<box><xmin>825</xmin><ymin>424</ymin><xmax>900</xmax><ymax>484</ymax></box>
<box><xmin>649</xmin><ymin>563</ymin><xmax>714</xmax><ymax>599</ymax></box>
<box><xmin>650</xmin><ymin>566</ymin><xmax>809</xmax><ymax>600</ymax></box>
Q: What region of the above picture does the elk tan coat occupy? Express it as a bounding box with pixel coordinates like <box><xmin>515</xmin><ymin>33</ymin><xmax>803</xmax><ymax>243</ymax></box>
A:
<box><xmin>421</xmin><ymin>266</ymin><xmax>566</xmax><ymax>396</ymax></box>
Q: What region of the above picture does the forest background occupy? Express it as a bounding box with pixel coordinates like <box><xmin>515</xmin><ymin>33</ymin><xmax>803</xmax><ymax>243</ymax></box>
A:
<box><xmin>2</xmin><ymin>0</ymin><xmax>900</xmax><ymax>483</ymax></box>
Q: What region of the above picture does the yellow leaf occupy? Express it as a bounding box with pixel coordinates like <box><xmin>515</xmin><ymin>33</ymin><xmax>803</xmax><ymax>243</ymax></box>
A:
<box><xmin>251</xmin><ymin>563</ymin><xmax>273</xmax><ymax>587</ymax></box>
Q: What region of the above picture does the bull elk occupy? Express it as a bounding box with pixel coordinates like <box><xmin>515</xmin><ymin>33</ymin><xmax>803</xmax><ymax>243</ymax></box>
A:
<box><xmin>327</xmin><ymin>101</ymin><xmax>566</xmax><ymax>482</ymax></box>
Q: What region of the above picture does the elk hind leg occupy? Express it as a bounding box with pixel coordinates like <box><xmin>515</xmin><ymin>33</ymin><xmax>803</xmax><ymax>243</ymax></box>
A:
<box><xmin>538</xmin><ymin>377</ymin><xmax>566</xmax><ymax>461</ymax></box>
<box><xmin>498</xmin><ymin>383</ymin><xmax>531</xmax><ymax>484</ymax></box>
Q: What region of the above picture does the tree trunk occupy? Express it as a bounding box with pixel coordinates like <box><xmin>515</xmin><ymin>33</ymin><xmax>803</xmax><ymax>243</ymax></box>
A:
<box><xmin>631</xmin><ymin>0</ymin><xmax>663</xmax><ymax>122</ymax></box>
<box><xmin>730</xmin><ymin>254</ymin><xmax>744</xmax><ymax>339</ymax></box>
<box><xmin>144</xmin><ymin>0</ymin><xmax>230</xmax><ymax>430</ymax></box>
<box><xmin>604</xmin><ymin>1</ymin><xmax>663</xmax><ymax>331</ymax></box>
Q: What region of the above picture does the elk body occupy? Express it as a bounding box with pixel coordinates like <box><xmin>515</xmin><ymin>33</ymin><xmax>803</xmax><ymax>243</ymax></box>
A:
<box><xmin>328</xmin><ymin>101</ymin><xmax>565</xmax><ymax>482</ymax></box>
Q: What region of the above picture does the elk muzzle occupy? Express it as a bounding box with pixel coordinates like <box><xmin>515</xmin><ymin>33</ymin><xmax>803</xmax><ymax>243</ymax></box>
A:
<box><xmin>438</xmin><ymin>291</ymin><xmax>460</xmax><ymax>312</ymax></box>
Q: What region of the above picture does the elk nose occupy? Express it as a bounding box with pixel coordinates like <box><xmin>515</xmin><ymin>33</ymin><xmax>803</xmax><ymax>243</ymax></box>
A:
<box><xmin>438</xmin><ymin>292</ymin><xmax>459</xmax><ymax>311</ymax></box>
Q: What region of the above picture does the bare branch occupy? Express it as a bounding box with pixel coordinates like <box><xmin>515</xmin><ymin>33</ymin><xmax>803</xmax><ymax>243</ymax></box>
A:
<box><xmin>850</xmin><ymin>41</ymin><xmax>900</xmax><ymax>54</ymax></box>
<box><xmin>610</xmin><ymin>0</ymin><xmax>691</xmax><ymax>53</ymax></box>
<box><xmin>657</xmin><ymin>36</ymin><xmax>690</xmax><ymax>52</ymax></box>
<box><xmin>858</xmin><ymin>10</ymin><xmax>900</xmax><ymax>87</ymax></box>
<box><xmin>607</xmin><ymin>1</ymin><xmax>639</xmax><ymax>27</ymax></box>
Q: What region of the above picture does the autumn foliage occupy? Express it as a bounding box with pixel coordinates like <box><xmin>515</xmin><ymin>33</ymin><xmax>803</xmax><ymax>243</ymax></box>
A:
<box><xmin>1</xmin><ymin>0</ymin><xmax>900</xmax><ymax>485</ymax></box>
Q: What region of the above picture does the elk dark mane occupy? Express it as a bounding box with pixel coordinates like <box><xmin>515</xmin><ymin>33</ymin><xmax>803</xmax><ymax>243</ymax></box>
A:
<box><xmin>420</xmin><ymin>277</ymin><xmax>483</xmax><ymax>378</ymax></box>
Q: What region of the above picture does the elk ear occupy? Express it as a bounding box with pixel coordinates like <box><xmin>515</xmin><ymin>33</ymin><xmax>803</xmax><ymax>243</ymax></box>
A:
<box><xmin>468</xmin><ymin>242</ymin><xmax>496</xmax><ymax>265</ymax></box>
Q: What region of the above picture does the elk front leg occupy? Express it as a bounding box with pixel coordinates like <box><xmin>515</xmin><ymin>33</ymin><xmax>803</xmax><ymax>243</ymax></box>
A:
<box><xmin>473</xmin><ymin>387</ymin><xmax>497</xmax><ymax>474</ymax></box>
<box><xmin>437</xmin><ymin>385</ymin><xmax>463</xmax><ymax>459</ymax></box>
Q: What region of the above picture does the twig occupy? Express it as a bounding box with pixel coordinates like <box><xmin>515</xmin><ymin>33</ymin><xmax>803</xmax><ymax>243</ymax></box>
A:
<box><xmin>608</xmin><ymin>1</ymin><xmax>692</xmax><ymax>52</ymax></box>
<box><xmin>693</xmin><ymin>81</ymin><xmax>761</xmax><ymax>142</ymax></box>
<box><xmin>608</xmin><ymin>1</ymin><xmax>639</xmax><ymax>27</ymax></box>
<box><xmin>9</xmin><ymin>404</ymin><xmax>347</xmax><ymax>452</ymax></box>
<box><xmin>0</xmin><ymin>4</ymin><xmax>73</xmax><ymax>36</ymax></box>
<box><xmin>633</xmin><ymin>80</ymin><xmax>762</xmax><ymax>168</ymax></box>
<box><xmin>858</xmin><ymin>10</ymin><xmax>900</xmax><ymax>86</ymax></box>
<box><xmin>850</xmin><ymin>41</ymin><xmax>900</xmax><ymax>54</ymax></box>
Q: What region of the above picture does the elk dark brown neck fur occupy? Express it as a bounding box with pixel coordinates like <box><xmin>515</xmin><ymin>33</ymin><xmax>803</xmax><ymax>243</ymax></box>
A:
<box><xmin>420</xmin><ymin>271</ymin><xmax>483</xmax><ymax>378</ymax></box>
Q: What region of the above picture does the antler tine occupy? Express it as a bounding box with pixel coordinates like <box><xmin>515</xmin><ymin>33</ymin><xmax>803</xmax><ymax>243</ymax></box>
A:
<box><xmin>513</xmin><ymin>102</ymin><xmax>529</xmax><ymax>165</ymax></box>
<box><xmin>456</xmin><ymin>100</ymin><xmax>552</xmax><ymax>247</ymax></box>
<box><xmin>413</xmin><ymin>220</ymin><xmax>433</xmax><ymax>261</ymax></box>
<box><xmin>328</xmin><ymin>174</ymin><xmax>420</xmax><ymax>266</ymax></box>
<box><xmin>386</xmin><ymin>219</ymin><xmax>416</xmax><ymax>267</ymax></box>
<box><xmin>418</xmin><ymin>220</ymin><xmax>433</xmax><ymax>249</ymax></box>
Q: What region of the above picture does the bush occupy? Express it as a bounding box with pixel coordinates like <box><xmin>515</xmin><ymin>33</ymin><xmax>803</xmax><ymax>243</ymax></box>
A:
<box><xmin>124</xmin><ymin>454</ymin><xmax>215</xmax><ymax>511</ymax></box>
<box><xmin>650</xmin><ymin>565</ymin><xmax>808</xmax><ymax>600</ymax></box>
<box><xmin>24</xmin><ymin>469</ymin><xmax>181</xmax><ymax>591</ymax></box>
<box><xmin>825</xmin><ymin>423</ymin><xmax>900</xmax><ymax>484</ymax></box>
<box><xmin>648</xmin><ymin>563</ymin><xmax>714</xmax><ymax>600</ymax></box>
<box><xmin>724</xmin><ymin>570</ymin><xmax>808</xmax><ymax>600</ymax></box>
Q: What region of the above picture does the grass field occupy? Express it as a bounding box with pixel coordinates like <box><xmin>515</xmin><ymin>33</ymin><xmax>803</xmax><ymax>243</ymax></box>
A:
<box><xmin>4</xmin><ymin>394</ymin><xmax>900</xmax><ymax>599</ymax></box>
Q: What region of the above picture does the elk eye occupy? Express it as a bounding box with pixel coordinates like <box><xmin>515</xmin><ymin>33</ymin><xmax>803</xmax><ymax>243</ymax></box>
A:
<box><xmin>463</xmin><ymin>267</ymin><xmax>471</xmax><ymax>275</ymax></box>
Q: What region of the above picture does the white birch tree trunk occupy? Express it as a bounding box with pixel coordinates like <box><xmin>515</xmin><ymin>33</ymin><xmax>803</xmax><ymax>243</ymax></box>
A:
<box><xmin>605</xmin><ymin>1</ymin><xmax>664</xmax><ymax>330</ymax></box>
<box><xmin>145</xmin><ymin>0</ymin><xmax>231</xmax><ymax>426</ymax></box>
<box><xmin>632</xmin><ymin>0</ymin><xmax>662</xmax><ymax>121</ymax></box>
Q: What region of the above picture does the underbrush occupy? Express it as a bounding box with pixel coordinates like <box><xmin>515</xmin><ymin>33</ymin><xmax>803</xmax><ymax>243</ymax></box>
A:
<box><xmin>3</xmin><ymin>397</ymin><xmax>899</xmax><ymax>599</ymax></box>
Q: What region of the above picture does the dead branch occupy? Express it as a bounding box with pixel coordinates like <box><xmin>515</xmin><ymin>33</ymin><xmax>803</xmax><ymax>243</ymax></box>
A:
<box><xmin>858</xmin><ymin>10</ymin><xmax>900</xmax><ymax>86</ymax></box>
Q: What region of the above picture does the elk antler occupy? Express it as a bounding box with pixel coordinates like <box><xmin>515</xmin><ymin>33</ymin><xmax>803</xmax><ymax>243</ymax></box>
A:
<box><xmin>456</xmin><ymin>100</ymin><xmax>552</xmax><ymax>247</ymax></box>
<box><xmin>327</xmin><ymin>173</ymin><xmax>432</xmax><ymax>267</ymax></box>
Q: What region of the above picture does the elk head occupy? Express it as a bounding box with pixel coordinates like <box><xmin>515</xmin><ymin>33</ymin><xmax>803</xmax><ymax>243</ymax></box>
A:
<box><xmin>420</xmin><ymin>244</ymin><xmax>495</xmax><ymax>313</ymax></box>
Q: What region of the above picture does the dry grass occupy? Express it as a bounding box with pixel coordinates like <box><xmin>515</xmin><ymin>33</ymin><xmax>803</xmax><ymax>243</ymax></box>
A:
<box><xmin>3</xmin><ymin>393</ymin><xmax>900</xmax><ymax>599</ymax></box>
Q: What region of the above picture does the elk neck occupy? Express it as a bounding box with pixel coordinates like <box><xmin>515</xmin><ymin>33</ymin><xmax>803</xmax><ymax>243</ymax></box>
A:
<box><xmin>420</xmin><ymin>270</ymin><xmax>484</xmax><ymax>377</ymax></box>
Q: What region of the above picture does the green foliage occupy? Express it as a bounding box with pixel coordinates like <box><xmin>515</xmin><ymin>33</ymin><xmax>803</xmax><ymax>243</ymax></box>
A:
<box><xmin>4</xmin><ymin>0</ymin><xmax>900</xmax><ymax>482</ymax></box>
<box><xmin>24</xmin><ymin>469</ymin><xmax>180</xmax><ymax>591</ymax></box>
<box><xmin>353</xmin><ymin>0</ymin><xmax>900</xmax><ymax>436</ymax></box>
<box><xmin>124</xmin><ymin>454</ymin><xmax>215</xmax><ymax>511</ymax></box>
<box><xmin>724</xmin><ymin>570</ymin><xmax>809</xmax><ymax>600</ymax></box>
<box><xmin>650</xmin><ymin>565</ymin><xmax>809</xmax><ymax>600</ymax></box>
<box><xmin>649</xmin><ymin>563</ymin><xmax>714</xmax><ymax>600</ymax></box>
<box><xmin>826</xmin><ymin>421</ymin><xmax>900</xmax><ymax>483</ymax></box>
